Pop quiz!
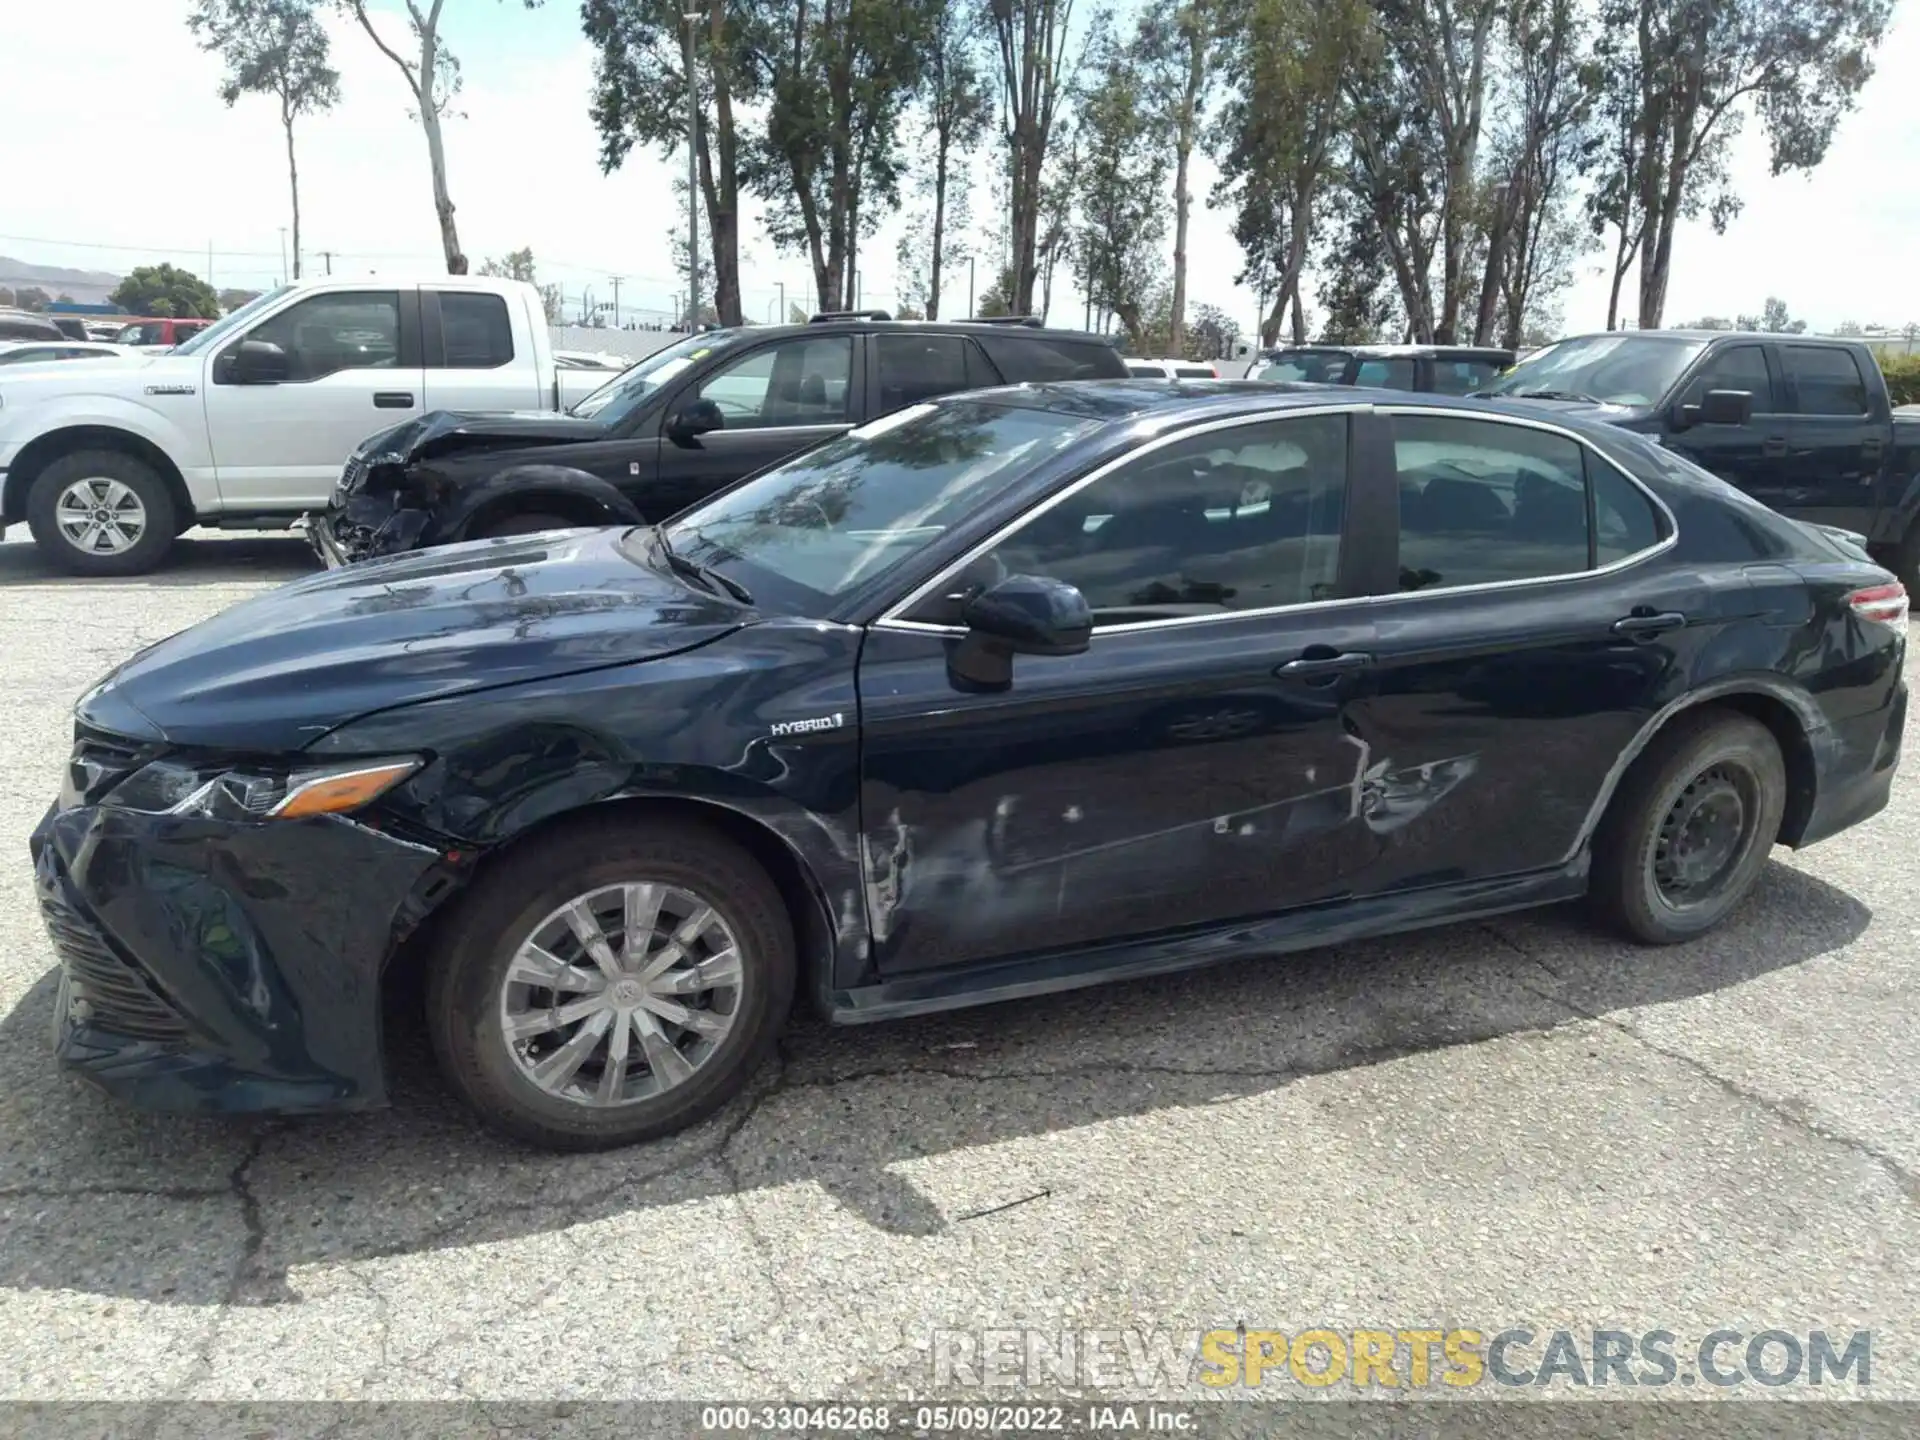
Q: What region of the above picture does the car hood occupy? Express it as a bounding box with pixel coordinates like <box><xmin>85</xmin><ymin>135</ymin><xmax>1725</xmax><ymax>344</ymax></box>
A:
<box><xmin>0</xmin><ymin>352</ymin><xmax>165</xmax><ymax>398</ymax></box>
<box><xmin>365</xmin><ymin>408</ymin><xmax>611</xmax><ymax>464</ymax></box>
<box><xmin>77</xmin><ymin>527</ymin><xmax>751</xmax><ymax>752</ymax></box>
<box><xmin>1484</xmin><ymin>395</ymin><xmax>1658</xmax><ymax>428</ymax></box>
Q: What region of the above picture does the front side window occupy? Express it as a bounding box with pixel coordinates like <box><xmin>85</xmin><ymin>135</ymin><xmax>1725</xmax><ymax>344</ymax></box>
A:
<box><xmin>692</xmin><ymin>336</ymin><xmax>852</xmax><ymax>428</ymax></box>
<box><xmin>931</xmin><ymin>413</ymin><xmax>1349</xmax><ymax>628</ymax></box>
<box><xmin>439</xmin><ymin>292</ymin><xmax>514</xmax><ymax>368</ymax></box>
<box><xmin>1680</xmin><ymin>344</ymin><xmax>1777</xmax><ymax>412</ymax></box>
<box><xmin>172</xmin><ymin>285</ymin><xmax>292</xmax><ymax>356</ymax></box>
<box><xmin>1432</xmin><ymin>359</ymin><xmax>1502</xmax><ymax>396</ymax></box>
<box><xmin>568</xmin><ymin>329</ymin><xmax>744</xmax><ymax>422</ymax></box>
<box><xmin>246</xmin><ymin>291</ymin><xmax>400</xmax><ymax>381</ymax></box>
<box><xmin>653</xmin><ymin>400</ymin><xmax>1097</xmax><ymax>614</ymax></box>
<box><xmin>876</xmin><ymin>333</ymin><xmax>969</xmax><ymax>411</ymax></box>
<box><xmin>1396</xmin><ymin>414</ymin><xmax>1590</xmax><ymax>591</ymax></box>
<box><xmin>1784</xmin><ymin>346</ymin><xmax>1869</xmax><ymax>417</ymax></box>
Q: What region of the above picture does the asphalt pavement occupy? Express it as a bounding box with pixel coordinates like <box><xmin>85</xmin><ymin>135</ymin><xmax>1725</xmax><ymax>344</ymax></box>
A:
<box><xmin>0</xmin><ymin>527</ymin><xmax>1915</xmax><ymax>1423</ymax></box>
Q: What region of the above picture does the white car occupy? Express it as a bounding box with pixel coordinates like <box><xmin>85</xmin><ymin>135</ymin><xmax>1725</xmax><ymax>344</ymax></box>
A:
<box><xmin>1125</xmin><ymin>357</ymin><xmax>1220</xmax><ymax>379</ymax></box>
<box><xmin>0</xmin><ymin>275</ymin><xmax>570</xmax><ymax>574</ymax></box>
<box><xmin>0</xmin><ymin>341</ymin><xmax>135</xmax><ymax>367</ymax></box>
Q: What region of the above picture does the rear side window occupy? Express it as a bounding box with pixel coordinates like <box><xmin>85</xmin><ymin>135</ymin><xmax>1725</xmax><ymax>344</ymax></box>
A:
<box><xmin>440</xmin><ymin>292</ymin><xmax>514</xmax><ymax>369</ymax></box>
<box><xmin>1681</xmin><ymin>344</ymin><xmax>1777</xmax><ymax>412</ymax></box>
<box><xmin>1591</xmin><ymin>459</ymin><xmax>1665</xmax><ymax>565</ymax></box>
<box><xmin>1784</xmin><ymin>346</ymin><xmax>1869</xmax><ymax>416</ymax></box>
<box><xmin>979</xmin><ymin>334</ymin><xmax>1120</xmax><ymax>381</ymax></box>
<box><xmin>1173</xmin><ymin>364</ymin><xmax>1216</xmax><ymax>378</ymax></box>
<box><xmin>1395</xmin><ymin>414</ymin><xmax>1591</xmax><ymax>591</ymax></box>
<box><xmin>875</xmin><ymin>333</ymin><xmax>969</xmax><ymax>411</ymax></box>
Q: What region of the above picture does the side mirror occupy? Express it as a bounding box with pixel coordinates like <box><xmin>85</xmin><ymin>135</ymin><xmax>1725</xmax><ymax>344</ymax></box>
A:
<box><xmin>223</xmin><ymin>339</ymin><xmax>289</xmax><ymax>385</ymax></box>
<box><xmin>1676</xmin><ymin>388</ymin><xmax>1752</xmax><ymax>430</ymax></box>
<box><xmin>947</xmin><ymin>574</ymin><xmax>1092</xmax><ymax>693</ymax></box>
<box><xmin>668</xmin><ymin>397</ymin><xmax>725</xmax><ymax>442</ymax></box>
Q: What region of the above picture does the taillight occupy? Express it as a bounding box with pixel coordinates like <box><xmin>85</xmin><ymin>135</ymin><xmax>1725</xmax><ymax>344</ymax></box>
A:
<box><xmin>1848</xmin><ymin>581</ymin><xmax>1909</xmax><ymax>627</ymax></box>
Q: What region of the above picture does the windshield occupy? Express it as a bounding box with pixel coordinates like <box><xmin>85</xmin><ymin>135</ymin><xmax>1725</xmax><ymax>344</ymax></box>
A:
<box><xmin>1478</xmin><ymin>334</ymin><xmax>1707</xmax><ymax>407</ymax></box>
<box><xmin>570</xmin><ymin>330</ymin><xmax>743</xmax><ymax>422</ymax></box>
<box><xmin>1253</xmin><ymin>351</ymin><xmax>1352</xmax><ymax>384</ymax></box>
<box><xmin>645</xmin><ymin>399</ymin><xmax>1100</xmax><ymax>616</ymax></box>
<box><xmin>171</xmin><ymin>286</ymin><xmax>293</xmax><ymax>356</ymax></box>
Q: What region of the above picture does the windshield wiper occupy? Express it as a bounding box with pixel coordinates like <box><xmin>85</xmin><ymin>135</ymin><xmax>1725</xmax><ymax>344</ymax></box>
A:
<box><xmin>1508</xmin><ymin>387</ymin><xmax>1606</xmax><ymax>404</ymax></box>
<box><xmin>655</xmin><ymin>526</ymin><xmax>753</xmax><ymax>605</ymax></box>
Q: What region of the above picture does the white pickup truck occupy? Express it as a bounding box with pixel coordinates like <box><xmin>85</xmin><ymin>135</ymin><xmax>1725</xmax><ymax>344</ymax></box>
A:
<box><xmin>0</xmin><ymin>275</ymin><xmax>621</xmax><ymax>575</ymax></box>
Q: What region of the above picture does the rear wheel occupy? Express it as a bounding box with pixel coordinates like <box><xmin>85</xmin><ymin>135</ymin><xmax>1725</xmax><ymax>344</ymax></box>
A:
<box><xmin>1590</xmin><ymin>708</ymin><xmax>1787</xmax><ymax>944</ymax></box>
<box><xmin>472</xmin><ymin>511</ymin><xmax>577</xmax><ymax>540</ymax></box>
<box><xmin>427</xmin><ymin>817</ymin><xmax>795</xmax><ymax>1151</ymax></box>
<box><xmin>26</xmin><ymin>451</ymin><xmax>178</xmax><ymax>576</ymax></box>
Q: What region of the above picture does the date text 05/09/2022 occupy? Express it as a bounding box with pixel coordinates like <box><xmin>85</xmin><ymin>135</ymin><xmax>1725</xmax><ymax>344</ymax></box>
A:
<box><xmin>699</xmin><ymin>1403</ymin><xmax>1196</xmax><ymax>1433</ymax></box>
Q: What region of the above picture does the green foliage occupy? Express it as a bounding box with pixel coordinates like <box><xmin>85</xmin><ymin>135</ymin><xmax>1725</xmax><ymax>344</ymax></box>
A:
<box><xmin>1878</xmin><ymin>354</ymin><xmax>1920</xmax><ymax>408</ymax></box>
<box><xmin>111</xmin><ymin>265</ymin><xmax>222</xmax><ymax>320</ymax></box>
<box><xmin>1071</xmin><ymin>17</ymin><xmax>1170</xmax><ymax>348</ymax></box>
<box><xmin>191</xmin><ymin>0</ymin><xmax>339</xmax><ymax>118</ymax></box>
<box><xmin>478</xmin><ymin>248</ymin><xmax>564</xmax><ymax>322</ymax></box>
<box><xmin>1736</xmin><ymin>297</ymin><xmax>1808</xmax><ymax>334</ymax></box>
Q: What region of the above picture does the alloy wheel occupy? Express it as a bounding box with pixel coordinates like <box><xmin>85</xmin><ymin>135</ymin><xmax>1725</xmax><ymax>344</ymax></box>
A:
<box><xmin>55</xmin><ymin>478</ymin><xmax>147</xmax><ymax>556</ymax></box>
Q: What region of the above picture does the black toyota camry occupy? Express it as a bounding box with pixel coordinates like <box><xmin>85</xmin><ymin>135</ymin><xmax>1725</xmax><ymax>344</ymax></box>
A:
<box><xmin>32</xmin><ymin>382</ymin><xmax>1908</xmax><ymax>1150</ymax></box>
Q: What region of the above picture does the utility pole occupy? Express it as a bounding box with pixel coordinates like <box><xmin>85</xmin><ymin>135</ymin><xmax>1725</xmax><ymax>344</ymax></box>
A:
<box><xmin>967</xmin><ymin>256</ymin><xmax>976</xmax><ymax>318</ymax></box>
<box><xmin>778</xmin><ymin>280</ymin><xmax>785</xmax><ymax>323</ymax></box>
<box><xmin>682</xmin><ymin>11</ymin><xmax>701</xmax><ymax>332</ymax></box>
<box><xmin>320</xmin><ymin>251</ymin><xmax>334</xmax><ymax>276</ymax></box>
<box><xmin>610</xmin><ymin>275</ymin><xmax>623</xmax><ymax>328</ymax></box>
<box><xmin>278</xmin><ymin>227</ymin><xmax>289</xmax><ymax>285</ymax></box>
<box><xmin>207</xmin><ymin>239</ymin><xmax>214</xmax><ymax>291</ymax></box>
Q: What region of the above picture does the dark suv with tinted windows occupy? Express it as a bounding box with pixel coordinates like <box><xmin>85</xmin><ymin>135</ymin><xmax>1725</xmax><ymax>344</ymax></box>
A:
<box><xmin>308</xmin><ymin>312</ymin><xmax>1128</xmax><ymax>565</ymax></box>
<box><xmin>1246</xmin><ymin>344</ymin><xmax>1515</xmax><ymax>395</ymax></box>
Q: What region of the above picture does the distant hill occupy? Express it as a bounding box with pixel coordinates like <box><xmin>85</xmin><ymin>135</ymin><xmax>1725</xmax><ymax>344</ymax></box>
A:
<box><xmin>0</xmin><ymin>256</ymin><xmax>124</xmax><ymax>306</ymax></box>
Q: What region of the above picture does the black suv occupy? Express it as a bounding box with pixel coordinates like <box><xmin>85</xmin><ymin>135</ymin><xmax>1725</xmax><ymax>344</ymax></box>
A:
<box><xmin>1245</xmin><ymin>344</ymin><xmax>1515</xmax><ymax>395</ymax></box>
<box><xmin>309</xmin><ymin>311</ymin><xmax>1128</xmax><ymax>565</ymax></box>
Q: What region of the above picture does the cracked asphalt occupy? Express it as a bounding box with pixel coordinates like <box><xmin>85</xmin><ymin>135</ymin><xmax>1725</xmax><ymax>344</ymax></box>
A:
<box><xmin>1</xmin><ymin>529</ymin><xmax>1916</xmax><ymax>1414</ymax></box>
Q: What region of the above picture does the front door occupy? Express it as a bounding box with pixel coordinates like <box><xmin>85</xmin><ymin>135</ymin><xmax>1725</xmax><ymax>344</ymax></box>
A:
<box><xmin>651</xmin><ymin>334</ymin><xmax>860</xmax><ymax>518</ymax></box>
<box><xmin>857</xmin><ymin>407</ymin><xmax>1384</xmax><ymax>976</ymax></box>
<box><xmin>204</xmin><ymin>288</ymin><xmax>422</xmax><ymax>511</ymax></box>
<box><xmin>1664</xmin><ymin>341</ymin><xmax>1791</xmax><ymax>510</ymax></box>
<box><xmin>1360</xmin><ymin>407</ymin><xmax>1735</xmax><ymax>892</ymax></box>
<box><xmin>1775</xmin><ymin>343</ymin><xmax>1886</xmax><ymax>533</ymax></box>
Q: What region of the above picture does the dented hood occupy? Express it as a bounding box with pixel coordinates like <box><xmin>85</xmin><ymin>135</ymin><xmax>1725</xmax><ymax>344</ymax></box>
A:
<box><xmin>358</xmin><ymin>408</ymin><xmax>610</xmax><ymax>466</ymax></box>
<box><xmin>77</xmin><ymin>527</ymin><xmax>749</xmax><ymax>751</ymax></box>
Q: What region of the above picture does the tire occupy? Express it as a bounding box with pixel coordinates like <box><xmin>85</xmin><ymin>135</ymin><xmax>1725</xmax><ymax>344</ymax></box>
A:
<box><xmin>26</xmin><ymin>450</ymin><xmax>178</xmax><ymax>576</ymax></box>
<box><xmin>1589</xmin><ymin>708</ymin><xmax>1787</xmax><ymax>945</ymax></box>
<box><xmin>472</xmin><ymin>511</ymin><xmax>577</xmax><ymax>540</ymax></box>
<box><xmin>426</xmin><ymin>815</ymin><xmax>795</xmax><ymax>1151</ymax></box>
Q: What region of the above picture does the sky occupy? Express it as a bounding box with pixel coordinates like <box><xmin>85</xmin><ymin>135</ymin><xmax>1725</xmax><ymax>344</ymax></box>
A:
<box><xmin>3</xmin><ymin>0</ymin><xmax>1918</xmax><ymax>338</ymax></box>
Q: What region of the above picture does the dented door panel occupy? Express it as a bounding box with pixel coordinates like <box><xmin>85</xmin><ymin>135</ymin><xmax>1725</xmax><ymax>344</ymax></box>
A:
<box><xmin>856</xmin><ymin>609</ymin><xmax>1383</xmax><ymax>975</ymax></box>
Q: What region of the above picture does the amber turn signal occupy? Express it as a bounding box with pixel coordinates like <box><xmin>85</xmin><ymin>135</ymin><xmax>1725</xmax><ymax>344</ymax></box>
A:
<box><xmin>269</xmin><ymin>759</ymin><xmax>421</xmax><ymax>820</ymax></box>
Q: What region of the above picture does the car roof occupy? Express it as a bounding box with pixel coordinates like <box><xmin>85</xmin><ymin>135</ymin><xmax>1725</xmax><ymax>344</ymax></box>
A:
<box><xmin>1267</xmin><ymin>343</ymin><xmax>1513</xmax><ymax>359</ymax></box>
<box><xmin>728</xmin><ymin>318</ymin><xmax>1117</xmax><ymax>344</ymax></box>
<box><xmin>1553</xmin><ymin>328</ymin><xmax>1858</xmax><ymax>346</ymax></box>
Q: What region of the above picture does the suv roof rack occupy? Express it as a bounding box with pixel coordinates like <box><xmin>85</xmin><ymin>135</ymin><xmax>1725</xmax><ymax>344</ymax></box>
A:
<box><xmin>809</xmin><ymin>309</ymin><xmax>893</xmax><ymax>323</ymax></box>
<box><xmin>965</xmin><ymin>315</ymin><xmax>1044</xmax><ymax>328</ymax></box>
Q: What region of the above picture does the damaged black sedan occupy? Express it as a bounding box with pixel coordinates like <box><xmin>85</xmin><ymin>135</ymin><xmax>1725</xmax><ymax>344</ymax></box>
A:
<box><xmin>35</xmin><ymin>383</ymin><xmax>1908</xmax><ymax>1151</ymax></box>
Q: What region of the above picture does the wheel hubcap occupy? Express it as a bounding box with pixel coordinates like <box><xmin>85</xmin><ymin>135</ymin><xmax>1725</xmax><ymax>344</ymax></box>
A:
<box><xmin>55</xmin><ymin>478</ymin><xmax>147</xmax><ymax>555</ymax></box>
<box><xmin>497</xmin><ymin>882</ymin><xmax>743</xmax><ymax>1108</ymax></box>
<box><xmin>1652</xmin><ymin>763</ymin><xmax>1753</xmax><ymax>907</ymax></box>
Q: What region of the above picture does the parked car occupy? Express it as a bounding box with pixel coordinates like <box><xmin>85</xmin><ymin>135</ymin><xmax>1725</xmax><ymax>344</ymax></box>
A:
<box><xmin>1473</xmin><ymin>330</ymin><xmax>1920</xmax><ymax>582</ymax></box>
<box><xmin>0</xmin><ymin>308</ymin><xmax>64</xmax><ymax>342</ymax></box>
<box><xmin>306</xmin><ymin>312</ymin><xmax>1130</xmax><ymax>567</ymax></box>
<box><xmin>0</xmin><ymin>276</ymin><xmax>565</xmax><ymax>575</ymax></box>
<box><xmin>110</xmin><ymin>317</ymin><xmax>214</xmax><ymax>348</ymax></box>
<box><xmin>1246</xmin><ymin>343</ymin><xmax>1516</xmax><ymax>394</ymax></box>
<box><xmin>35</xmin><ymin>382</ymin><xmax>1905</xmax><ymax>1150</ymax></box>
<box><xmin>0</xmin><ymin>341</ymin><xmax>134</xmax><ymax>366</ymax></box>
<box><xmin>1126</xmin><ymin>357</ymin><xmax>1220</xmax><ymax>379</ymax></box>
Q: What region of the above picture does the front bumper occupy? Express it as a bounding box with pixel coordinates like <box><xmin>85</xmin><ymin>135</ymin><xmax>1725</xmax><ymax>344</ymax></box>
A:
<box><xmin>302</xmin><ymin>512</ymin><xmax>350</xmax><ymax>569</ymax></box>
<box><xmin>31</xmin><ymin>800</ymin><xmax>448</xmax><ymax>1114</ymax></box>
<box><xmin>303</xmin><ymin>486</ymin><xmax>433</xmax><ymax>569</ymax></box>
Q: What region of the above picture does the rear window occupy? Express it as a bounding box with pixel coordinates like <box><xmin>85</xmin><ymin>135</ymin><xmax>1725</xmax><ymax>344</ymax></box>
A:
<box><xmin>1355</xmin><ymin>357</ymin><xmax>1418</xmax><ymax>390</ymax></box>
<box><xmin>1173</xmin><ymin>364</ymin><xmax>1216</xmax><ymax>378</ymax></box>
<box><xmin>979</xmin><ymin>334</ymin><xmax>1123</xmax><ymax>382</ymax></box>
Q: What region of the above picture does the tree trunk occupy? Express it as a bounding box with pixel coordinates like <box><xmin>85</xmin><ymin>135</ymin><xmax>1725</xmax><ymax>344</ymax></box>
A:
<box><xmin>283</xmin><ymin>106</ymin><xmax>301</xmax><ymax>281</ymax></box>
<box><xmin>929</xmin><ymin>139</ymin><xmax>949</xmax><ymax>320</ymax></box>
<box><xmin>1168</xmin><ymin>21</ymin><xmax>1204</xmax><ymax>356</ymax></box>
<box><xmin>707</xmin><ymin>1</ymin><xmax>743</xmax><ymax>326</ymax></box>
<box><xmin>417</xmin><ymin>59</ymin><xmax>465</xmax><ymax>272</ymax></box>
<box><xmin>1289</xmin><ymin>288</ymin><xmax>1305</xmax><ymax>343</ymax></box>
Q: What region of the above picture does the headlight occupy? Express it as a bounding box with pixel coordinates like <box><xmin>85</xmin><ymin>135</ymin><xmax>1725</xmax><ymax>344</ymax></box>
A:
<box><xmin>104</xmin><ymin>756</ymin><xmax>421</xmax><ymax>822</ymax></box>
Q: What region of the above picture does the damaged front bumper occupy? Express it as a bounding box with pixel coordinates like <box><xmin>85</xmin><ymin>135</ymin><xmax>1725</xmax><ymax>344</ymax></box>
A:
<box><xmin>30</xmin><ymin>801</ymin><xmax>449</xmax><ymax>1114</ymax></box>
<box><xmin>302</xmin><ymin>489</ymin><xmax>433</xmax><ymax>569</ymax></box>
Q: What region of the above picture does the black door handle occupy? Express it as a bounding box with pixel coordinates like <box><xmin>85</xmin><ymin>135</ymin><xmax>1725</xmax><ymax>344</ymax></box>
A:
<box><xmin>1612</xmin><ymin>611</ymin><xmax>1687</xmax><ymax>639</ymax></box>
<box><xmin>1862</xmin><ymin>437</ymin><xmax>1885</xmax><ymax>461</ymax></box>
<box><xmin>1277</xmin><ymin>650</ymin><xmax>1372</xmax><ymax>681</ymax></box>
<box><xmin>1761</xmin><ymin>435</ymin><xmax>1788</xmax><ymax>457</ymax></box>
<box><xmin>374</xmin><ymin>391</ymin><xmax>415</xmax><ymax>409</ymax></box>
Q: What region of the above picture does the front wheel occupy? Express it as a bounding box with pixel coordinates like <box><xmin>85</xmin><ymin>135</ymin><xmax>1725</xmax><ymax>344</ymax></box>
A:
<box><xmin>427</xmin><ymin>817</ymin><xmax>795</xmax><ymax>1151</ymax></box>
<box><xmin>26</xmin><ymin>451</ymin><xmax>179</xmax><ymax>576</ymax></box>
<box><xmin>1590</xmin><ymin>709</ymin><xmax>1787</xmax><ymax>945</ymax></box>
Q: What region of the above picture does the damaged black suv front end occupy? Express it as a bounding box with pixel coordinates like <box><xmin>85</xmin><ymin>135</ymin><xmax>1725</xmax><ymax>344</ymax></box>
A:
<box><xmin>304</xmin><ymin>426</ymin><xmax>445</xmax><ymax>567</ymax></box>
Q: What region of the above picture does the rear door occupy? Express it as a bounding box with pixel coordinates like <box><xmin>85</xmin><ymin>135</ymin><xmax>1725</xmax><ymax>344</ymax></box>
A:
<box><xmin>1776</xmin><ymin>343</ymin><xmax>1886</xmax><ymax>533</ymax></box>
<box><xmin>1358</xmin><ymin>407</ymin><xmax>1730</xmax><ymax>892</ymax></box>
<box><xmin>1664</xmin><ymin>342</ymin><xmax>1790</xmax><ymax>510</ymax></box>
<box><xmin>650</xmin><ymin>332</ymin><xmax>861</xmax><ymax>518</ymax></box>
<box><xmin>420</xmin><ymin>288</ymin><xmax>542</xmax><ymax>412</ymax></box>
<box><xmin>203</xmin><ymin>287</ymin><xmax>424</xmax><ymax>509</ymax></box>
<box><xmin>870</xmin><ymin>331</ymin><xmax>987</xmax><ymax>415</ymax></box>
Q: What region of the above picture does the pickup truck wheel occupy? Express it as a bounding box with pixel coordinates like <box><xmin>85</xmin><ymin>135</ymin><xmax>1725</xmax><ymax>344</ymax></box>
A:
<box><xmin>27</xmin><ymin>452</ymin><xmax>178</xmax><ymax>576</ymax></box>
<box><xmin>473</xmin><ymin>511</ymin><xmax>576</xmax><ymax>540</ymax></box>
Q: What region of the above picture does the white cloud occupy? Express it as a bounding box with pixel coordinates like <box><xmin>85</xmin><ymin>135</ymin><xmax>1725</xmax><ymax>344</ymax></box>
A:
<box><xmin>3</xmin><ymin>0</ymin><xmax>1914</xmax><ymax>337</ymax></box>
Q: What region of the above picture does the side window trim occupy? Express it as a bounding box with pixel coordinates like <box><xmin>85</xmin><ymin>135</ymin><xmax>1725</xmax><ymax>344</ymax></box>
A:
<box><xmin>1672</xmin><ymin>342</ymin><xmax>1779</xmax><ymax>415</ymax></box>
<box><xmin>1379</xmin><ymin>407</ymin><xmax>1677</xmax><ymax>601</ymax></box>
<box><xmin>675</xmin><ymin>333</ymin><xmax>858</xmax><ymax>432</ymax></box>
<box><xmin>875</xmin><ymin>402</ymin><xmax>1368</xmax><ymax>634</ymax></box>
